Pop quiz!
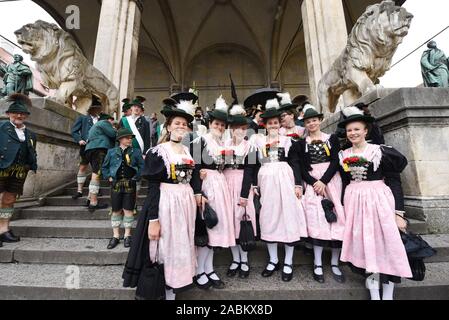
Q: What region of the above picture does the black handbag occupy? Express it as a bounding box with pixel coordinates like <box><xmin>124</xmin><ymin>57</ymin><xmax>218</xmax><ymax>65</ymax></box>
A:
<box><xmin>203</xmin><ymin>199</ymin><xmax>219</xmax><ymax>229</ymax></box>
<box><xmin>400</xmin><ymin>232</ymin><xmax>437</xmax><ymax>282</ymax></box>
<box><xmin>135</xmin><ymin>242</ymin><xmax>166</xmax><ymax>300</ymax></box>
<box><xmin>194</xmin><ymin>207</ymin><xmax>209</xmax><ymax>247</ymax></box>
<box><xmin>253</xmin><ymin>188</ymin><xmax>262</xmax><ymax>240</ymax></box>
<box><xmin>322</xmin><ymin>199</ymin><xmax>337</xmax><ymax>223</ymax></box>
<box><xmin>239</xmin><ymin>211</ymin><xmax>257</xmax><ymax>252</ymax></box>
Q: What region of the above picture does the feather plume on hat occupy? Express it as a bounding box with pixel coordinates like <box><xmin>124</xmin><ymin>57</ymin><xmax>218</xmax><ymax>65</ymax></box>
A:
<box><xmin>302</xmin><ymin>103</ymin><xmax>318</xmax><ymax>114</ymax></box>
<box><xmin>265</xmin><ymin>98</ymin><xmax>280</xmax><ymax>110</ymax></box>
<box><xmin>7</xmin><ymin>93</ymin><xmax>32</xmax><ymax>108</ymax></box>
<box><xmin>214</xmin><ymin>95</ymin><xmax>229</xmax><ymax>113</ymax></box>
<box><xmin>277</xmin><ymin>92</ymin><xmax>292</xmax><ymax>105</ymax></box>
<box><xmin>342</xmin><ymin>106</ymin><xmax>364</xmax><ymax>118</ymax></box>
<box><xmin>229</xmin><ymin>104</ymin><xmax>246</xmax><ymax>116</ymax></box>
<box><xmin>176</xmin><ymin>100</ymin><xmax>195</xmax><ymax>117</ymax></box>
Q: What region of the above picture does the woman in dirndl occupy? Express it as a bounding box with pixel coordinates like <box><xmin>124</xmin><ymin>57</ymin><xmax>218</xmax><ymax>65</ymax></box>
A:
<box><xmin>190</xmin><ymin>96</ymin><xmax>235</xmax><ymax>290</ymax></box>
<box><xmin>338</xmin><ymin>106</ymin><xmax>411</xmax><ymax>300</ymax></box>
<box><xmin>122</xmin><ymin>100</ymin><xmax>197</xmax><ymax>300</ymax></box>
<box><xmin>289</xmin><ymin>104</ymin><xmax>346</xmax><ymax>284</ymax></box>
<box><xmin>277</xmin><ymin>92</ymin><xmax>305</xmax><ymax>141</ymax></box>
<box><xmin>223</xmin><ymin>104</ymin><xmax>258</xmax><ymax>279</ymax></box>
<box><xmin>249</xmin><ymin>98</ymin><xmax>308</xmax><ymax>282</ymax></box>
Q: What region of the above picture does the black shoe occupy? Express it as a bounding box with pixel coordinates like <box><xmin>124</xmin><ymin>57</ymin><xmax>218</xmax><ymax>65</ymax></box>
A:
<box><xmin>226</xmin><ymin>261</ymin><xmax>240</xmax><ymax>277</ymax></box>
<box><xmin>331</xmin><ymin>265</ymin><xmax>346</xmax><ymax>283</ymax></box>
<box><xmin>206</xmin><ymin>272</ymin><xmax>225</xmax><ymax>289</ymax></box>
<box><xmin>282</xmin><ymin>264</ymin><xmax>294</xmax><ymax>282</ymax></box>
<box><xmin>84</xmin><ymin>199</ymin><xmax>91</xmax><ymax>207</ymax></box>
<box><xmin>194</xmin><ymin>273</ymin><xmax>212</xmax><ymax>290</ymax></box>
<box><xmin>88</xmin><ymin>203</ymin><xmax>109</xmax><ymax>212</ymax></box>
<box><xmin>261</xmin><ymin>262</ymin><xmax>280</xmax><ymax>278</ymax></box>
<box><xmin>124</xmin><ymin>236</ymin><xmax>132</xmax><ymax>248</ymax></box>
<box><xmin>107</xmin><ymin>237</ymin><xmax>120</xmax><ymax>250</ymax></box>
<box><xmin>0</xmin><ymin>230</ymin><xmax>20</xmax><ymax>243</ymax></box>
<box><xmin>238</xmin><ymin>262</ymin><xmax>250</xmax><ymax>279</ymax></box>
<box><xmin>72</xmin><ymin>192</ymin><xmax>83</xmax><ymax>200</ymax></box>
<box><xmin>313</xmin><ymin>265</ymin><xmax>325</xmax><ymax>283</ymax></box>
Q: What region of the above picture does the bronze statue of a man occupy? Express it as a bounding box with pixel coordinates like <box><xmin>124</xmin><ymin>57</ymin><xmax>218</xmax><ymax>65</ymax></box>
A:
<box><xmin>421</xmin><ymin>41</ymin><xmax>449</xmax><ymax>88</ymax></box>
<box><xmin>0</xmin><ymin>54</ymin><xmax>33</xmax><ymax>97</ymax></box>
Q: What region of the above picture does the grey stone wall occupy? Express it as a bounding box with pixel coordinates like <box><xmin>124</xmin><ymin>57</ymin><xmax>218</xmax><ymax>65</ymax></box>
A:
<box><xmin>0</xmin><ymin>98</ymin><xmax>80</xmax><ymax>198</ymax></box>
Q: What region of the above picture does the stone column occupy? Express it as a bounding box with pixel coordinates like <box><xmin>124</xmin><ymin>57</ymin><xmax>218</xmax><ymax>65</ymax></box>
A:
<box><xmin>93</xmin><ymin>0</ymin><xmax>142</xmax><ymax>102</ymax></box>
<box><xmin>302</xmin><ymin>0</ymin><xmax>347</xmax><ymax>109</ymax></box>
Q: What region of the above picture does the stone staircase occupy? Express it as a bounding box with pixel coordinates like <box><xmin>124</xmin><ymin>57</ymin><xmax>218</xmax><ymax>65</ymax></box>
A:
<box><xmin>1</xmin><ymin>181</ymin><xmax>449</xmax><ymax>300</ymax></box>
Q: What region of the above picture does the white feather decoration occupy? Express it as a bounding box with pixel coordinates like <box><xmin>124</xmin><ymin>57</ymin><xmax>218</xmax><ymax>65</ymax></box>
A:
<box><xmin>176</xmin><ymin>100</ymin><xmax>195</xmax><ymax>116</ymax></box>
<box><xmin>265</xmin><ymin>98</ymin><xmax>280</xmax><ymax>110</ymax></box>
<box><xmin>215</xmin><ymin>95</ymin><xmax>229</xmax><ymax>113</ymax></box>
<box><xmin>342</xmin><ymin>106</ymin><xmax>364</xmax><ymax>118</ymax></box>
<box><xmin>302</xmin><ymin>103</ymin><xmax>317</xmax><ymax>114</ymax></box>
<box><xmin>229</xmin><ymin>104</ymin><xmax>246</xmax><ymax>116</ymax></box>
<box><xmin>277</xmin><ymin>92</ymin><xmax>292</xmax><ymax>105</ymax></box>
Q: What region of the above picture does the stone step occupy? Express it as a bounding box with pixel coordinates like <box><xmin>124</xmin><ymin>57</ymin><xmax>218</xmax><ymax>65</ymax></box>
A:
<box><xmin>17</xmin><ymin>206</ymin><xmax>121</xmax><ymax>220</ymax></box>
<box><xmin>0</xmin><ymin>263</ymin><xmax>448</xmax><ymax>300</ymax></box>
<box><xmin>1</xmin><ymin>234</ymin><xmax>447</xmax><ymax>267</ymax></box>
<box><xmin>63</xmin><ymin>187</ymin><xmax>148</xmax><ymax>197</ymax></box>
<box><xmin>44</xmin><ymin>196</ymin><xmax>147</xmax><ymax>207</ymax></box>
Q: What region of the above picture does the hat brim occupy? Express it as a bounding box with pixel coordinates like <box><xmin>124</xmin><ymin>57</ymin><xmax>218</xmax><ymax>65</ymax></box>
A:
<box><xmin>116</xmin><ymin>134</ymin><xmax>135</xmax><ymax>141</ymax></box>
<box><xmin>162</xmin><ymin>97</ymin><xmax>178</xmax><ymax>107</ymax></box>
<box><xmin>171</xmin><ymin>92</ymin><xmax>199</xmax><ymax>104</ymax></box>
<box><xmin>6</xmin><ymin>110</ymin><xmax>30</xmax><ymax>115</ymax></box>
<box><xmin>244</xmin><ymin>89</ymin><xmax>280</xmax><ymax>109</ymax></box>
<box><xmin>228</xmin><ymin>115</ymin><xmax>252</xmax><ymax>126</ymax></box>
<box><xmin>302</xmin><ymin>113</ymin><xmax>324</xmax><ymax>121</ymax></box>
<box><xmin>279</xmin><ymin>103</ymin><xmax>299</xmax><ymax>113</ymax></box>
<box><xmin>208</xmin><ymin>110</ymin><xmax>228</xmax><ymax>123</ymax></box>
<box><xmin>162</xmin><ymin>109</ymin><xmax>194</xmax><ymax>123</ymax></box>
<box><xmin>338</xmin><ymin>115</ymin><xmax>375</xmax><ymax>129</ymax></box>
<box><xmin>260</xmin><ymin>108</ymin><xmax>281</xmax><ymax>119</ymax></box>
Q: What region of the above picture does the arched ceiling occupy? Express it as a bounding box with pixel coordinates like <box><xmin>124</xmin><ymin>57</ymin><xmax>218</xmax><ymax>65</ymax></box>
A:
<box><xmin>33</xmin><ymin>0</ymin><xmax>386</xmax><ymax>84</ymax></box>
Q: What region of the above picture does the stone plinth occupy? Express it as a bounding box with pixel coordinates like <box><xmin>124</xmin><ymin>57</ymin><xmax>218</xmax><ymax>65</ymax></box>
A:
<box><xmin>322</xmin><ymin>88</ymin><xmax>449</xmax><ymax>233</ymax></box>
<box><xmin>0</xmin><ymin>98</ymin><xmax>79</xmax><ymax>198</ymax></box>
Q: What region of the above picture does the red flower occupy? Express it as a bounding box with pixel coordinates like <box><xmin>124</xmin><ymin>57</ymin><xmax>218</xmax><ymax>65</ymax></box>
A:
<box><xmin>221</xmin><ymin>149</ymin><xmax>234</xmax><ymax>157</ymax></box>
<box><xmin>287</xmin><ymin>133</ymin><xmax>300</xmax><ymax>139</ymax></box>
<box><xmin>182</xmin><ymin>158</ymin><xmax>195</xmax><ymax>166</ymax></box>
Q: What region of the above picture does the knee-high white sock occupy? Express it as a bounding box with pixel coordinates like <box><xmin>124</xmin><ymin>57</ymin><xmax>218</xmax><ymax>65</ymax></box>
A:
<box><xmin>266</xmin><ymin>243</ymin><xmax>279</xmax><ymax>271</ymax></box>
<box><xmin>331</xmin><ymin>248</ymin><xmax>342</xmax><ymax>276</ymax></box>
<box><xmin>382</xmin><ymin>282</ymin><xmax>395</xmax><ymax>300</ymax></box>
<box><xmin>366</xmin><ymin>274</ymin><xmax>381</xmax><ymax>300</ymax></box>
<box><xmin>165</xmin><ymin>289</ymin><xmax>176</xmax><ymax>301</ymax></box>
<box><xmin>239</xmin><ymin>245</ymin><xmax>249</xmax><ymax>271</ymax></box>
<box><xmin>284</xmin><ymin>245</ymin><xmax>294</xmax><ymax>274</ymax></box>
<box><xmin>205</xmin><ymin>248</ymin><xmax>220</xmax><ymax>280</ymax></box>
<box><xmin>196</xmin><ymin>246</ymin><xmax>209</xmax><ymax>285</ymax></box>
<box><xmin>313</xmin><ymin>246</ymin><xmax>324</xmax><ymax>276</ymax></box>
<box><xmin>230</xmin><ymin>246</ymin><xmax>240</xmax><ymax>270</ymax></box>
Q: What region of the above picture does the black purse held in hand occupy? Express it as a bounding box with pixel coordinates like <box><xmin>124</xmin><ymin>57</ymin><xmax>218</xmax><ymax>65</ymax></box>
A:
<box><xmin>135</xmin><ymin>242</ymin><xmax>166</xmax><ymax>300</ymax></box>
<box><xmin>322</xmin><ymin>198</ymin><xmax>337</xmax><ymax>223</ymax></box>
<box><xmin>194</xmin><ymin>207</ymin><xmax>209</xmax><ymax>247</ymax></box>
<box><xmin>201</xmin><ymin>193</ymin><xmax>219</xmax><ymax>229</ymax></box>
<box><xmin>239</xmin><ymin>210</ymin><xmax>257</xmax><ymax>252</ymax></box>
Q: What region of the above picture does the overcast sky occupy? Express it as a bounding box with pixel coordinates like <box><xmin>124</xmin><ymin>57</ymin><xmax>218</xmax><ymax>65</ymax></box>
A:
<box><xmin>0</xmin><ymin>0</ymin><xmax>449</xmax><ymax>87</ymax></box>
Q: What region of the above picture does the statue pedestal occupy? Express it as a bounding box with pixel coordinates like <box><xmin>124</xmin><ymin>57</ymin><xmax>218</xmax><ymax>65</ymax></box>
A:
<box><xmin>322</xmin><ymin>88</ymin><xmax>449</xmax><ymax>233</ymax></box>
<box><xmin>0</xmin><ymin>98</ymin><xmax>81</xmax><ymax>198</ymax></box>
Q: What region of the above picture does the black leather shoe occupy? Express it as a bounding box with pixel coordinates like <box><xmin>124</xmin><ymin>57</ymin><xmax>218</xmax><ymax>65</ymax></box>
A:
<box><xmin>88</xmin><ymin>203</ymin><xmax>109</xmax><ymax>212</ymax></box>
<box><xmin>226</xmin><ymin>261</ymin><xmax>240</xmax><ymax>277</ymax></box>
<box><xmin>207</xmin><ymin>272</ymin><xmax>225</xmax><ymax>289</ymax></box>
<box><xmin>124</xmin><ymin>236</ymin><xmax>132</xmax><ymax>248</ymax></box>
<box><xmin>0</xmin><ymin>230</ymin><xmax>20</xmax><ymax>243</ymax></box>
<box><xmin>194</xmin><ymin>273</ymin><xmax>212</xmax><ymax>290</ymax></box>
<box><xmin>261</xmin><ymin>262</ymin><xmax>280</xmax><ymax>278</ymax></box>
<box><xmin>107</xmin><ymin>237</ymin><xmax>120</xmax><ymax>250</ymax></box>
<box><xmin>239</xmin><ymin>262</ymin><xmax>250</xmax><ymax>279</ymax></box>
<box><xmin>331</xmin><ymin>265</ymin><xmax>346</xmax><ymax>283</ymax></box>
<box><xmin>282</xmin><ymin>264</ymin><xmax>294</xmax><ymax>282</ymax></box>
<box><xmin>72</xmin><ymin>192</ymin><xmax>83</xmax><ymax>200</ymax></box>
<box><xmin>313</xmin><ymin>265</ymin><xmax>325</xmax><ymax>283</ymax></box>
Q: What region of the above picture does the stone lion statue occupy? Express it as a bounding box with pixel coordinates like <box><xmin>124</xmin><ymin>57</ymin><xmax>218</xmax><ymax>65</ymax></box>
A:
<box><xmin>14</xmin><ymin>20</ymin><xmax>119</xmax><ymax>115</ymax></box>
<box><xmin>317</xmin><ymin>1</ymin><xmax>413</xmax><ymax>114</ymax></box>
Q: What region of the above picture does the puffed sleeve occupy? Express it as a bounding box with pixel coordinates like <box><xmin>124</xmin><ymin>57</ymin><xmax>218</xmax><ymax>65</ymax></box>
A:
<box><xmin>369</xmin><ymin>122</ymin><xmax>385</xmax><ymax>145</ymax></box>
<box><xmin>320</xmin><ymin>135</ymin><xmax>341</xmax><ymax>185</ymax></box>
<box><xmin>141</xmin><ymin>151</ymin><xmax>166</xmax><ymax>221</ymax></box>
<box><xmin>288</xmin><ymin>140</ymin><xmax>306</xmax><ymax>186</ymax></box>
<box><xmin>190</xmin><ymin>137</ymin><xmax>205</xmax><ymax>195</ymax></box>
<box><xmin>381</xmin><ymin>146</ymin><xmax>408</xmax><ymax>211</ymax></box>
<box><xmin>240</xmin><ymin>147</ymin><xmax>260</xmax><ymax>199</ymax></box>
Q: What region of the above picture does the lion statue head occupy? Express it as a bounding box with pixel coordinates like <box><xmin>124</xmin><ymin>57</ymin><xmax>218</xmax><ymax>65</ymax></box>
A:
<box><xmin>348</xmin><ymin>0</ymin><xmax>414</xmax><ymax>79</ymax></box>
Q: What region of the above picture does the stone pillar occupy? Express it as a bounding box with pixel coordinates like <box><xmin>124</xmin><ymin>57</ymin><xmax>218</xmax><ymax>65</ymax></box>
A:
<box><xmin>302</xmin><ymin>0</ymin><xmax>347</xmax><ymax>109</ymax></box>
<box><xmin>93</xmin><ymin>0</ymin><xmax>142</xmax><ymax>101</ymax></box>
<box><xmin>321</xmin><ymin>88</ymin><xmax>449</xmax><ymax>233</ymax></box>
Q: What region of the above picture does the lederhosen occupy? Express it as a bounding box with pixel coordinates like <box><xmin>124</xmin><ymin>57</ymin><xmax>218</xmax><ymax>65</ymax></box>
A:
<box><xmin>111</xmin><ymin>149</ymin><xmax>138</xmax><ymax>212</ymax></box>
<box><xmin>85</xmin><ymin>148</ymin><xmax>108</xmax><ymax>176</ymax></box>
<box><xmin>0</xmin><ymin>140</ymin><xmax>30</xmax><ymax>196</ymax></box>
<box><xmin>79</xmin><ymin>145</ymin><xmax>89</xmax><ymax>166</ymax></box>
